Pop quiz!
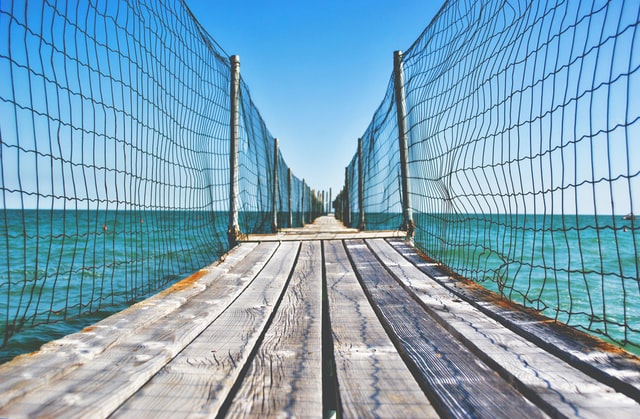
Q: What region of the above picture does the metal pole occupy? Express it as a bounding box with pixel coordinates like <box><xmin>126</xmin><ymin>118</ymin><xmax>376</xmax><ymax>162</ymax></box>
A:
<box><xmin>358</xmin><ymin>137</ymin><xmax>365</xmax><ymax>230</ymax></box>
<box><xmin>394</xmin><ymin>50</ymin><xmax>414</xmax><ymax>237</ymax></box>
<box><xmin>301</xmin><ymin>179</ymin><xmax>306</xmax><ymax>225</ymax></box>
<box><xmin>228</xmin><ymin>55</ymin><xmax>241</xmax><ymax>247</ymax></box>
<box><xmin>288</xmin><ymin>168</ymin><xmax>292</xmax><ymax>227</ymax></box>
<box><xmin>344</xmin><ymin>167</ymin><xmax>350</xmax><ymax>227</ymax></box>
<box><xmin>271</xmin><ymin>138</ymin><xmax>279</xmax><ymax>233</ymax></box>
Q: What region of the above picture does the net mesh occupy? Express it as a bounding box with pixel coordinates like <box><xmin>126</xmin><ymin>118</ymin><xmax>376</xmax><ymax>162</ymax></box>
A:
<box><xmin>0</xmin><ymin>0</ymin><xmax>317</xmax><ymax>359</ymax></box>
<box><xmin>338</xmin><ymin>0</ymin><xmax>640</xmax><ymax>352</ymax></box>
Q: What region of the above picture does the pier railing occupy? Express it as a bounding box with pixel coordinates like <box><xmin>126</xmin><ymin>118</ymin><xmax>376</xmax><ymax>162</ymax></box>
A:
<box><xmin>335</xmin><ymin>0</ymin><xmax>640</xmax><ymax>352</ymax></box>
<box><xmin>0</xmin><ymin>0</ymin><xmax>321</xmax><ymax>354</ymax></box>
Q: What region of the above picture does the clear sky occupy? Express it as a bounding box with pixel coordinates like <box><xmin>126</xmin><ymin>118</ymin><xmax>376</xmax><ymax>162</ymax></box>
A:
<box><xmin>185</xmin><ymin>0</ymin><xmax>444</xmax><ymax>198</ymax></box>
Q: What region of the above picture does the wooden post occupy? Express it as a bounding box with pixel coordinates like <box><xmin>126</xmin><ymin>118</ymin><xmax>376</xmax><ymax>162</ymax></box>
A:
<box><xmin>344</xmin><ymin>167</ymin><xmax>351</xmax><ymax>227</ymax></box>
<box><xmin>358</xmin><ymin>137</ymin><xmax>365</xmax><ymax>230</ymax></box>
<box><xmin>271</xmin><ymin>138</ymin><xmax>279</xmax><ymax>233</ymax></box>
<box><xmin>394</xmin><ymin>50</ymin><xmax>414</xmax><ymax>237</ymax></box>
<box><xmin>301</xmin><ymin>179</ymin><xmax>306</xmax><ymax>225</ymax></box>
<box><xmin>288</xmin><ymin>168</ymin><xmax>292</xmax><ymax>227</ymax></box>
<box><xmin>329</xmin><ymin>188</ymin><xmax>332</xmax><ymax>214</ymax></box>
<box><xmin>228</xmin><ymin>54</ymin><xmax>241</xmax><ymax>247</ymax></box>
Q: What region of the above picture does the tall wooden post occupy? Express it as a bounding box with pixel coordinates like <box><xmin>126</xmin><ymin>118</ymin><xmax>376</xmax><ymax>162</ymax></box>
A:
<box><xmin>271</xmin><ymin>138</ymin><xmax>279</xmax><ymax>233</ymax></box>
<box><xmin>329</xmin><ymin>188</ymin><xmax>332</xmax><ymax>214</ymax></box>
<box><xmin>228</xmin><ymin>55</ymin><xmax>241</xmax><ymax>247</ymax></box>
<box><xmin>287</xmin><ymin>168</ymin><xmax>292</xmax><ymax>227</ymax></box>
<box><xmin>394</xmin><ymin>50</ymin><xmax>414</xmax><ymax>237</ymax></box>
<box><xmin>358</xmin><ymin>137</ymin><xmax>365</xmax><ymax>230</ymax></box>
<box><xmin>344</xmin><ymin>167</ymin><xmax>351</xmax><ymax>227</ymax></box>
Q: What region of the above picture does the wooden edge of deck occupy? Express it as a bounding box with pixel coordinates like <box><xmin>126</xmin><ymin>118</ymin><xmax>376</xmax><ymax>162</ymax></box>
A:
<box><xmin>242</xmin><ymin>230</ymin><xmax>405</xmax><ymax>242</ymax></box>
<box><xmin>386</xmin><ymin>238</ymin><xmax>640</xmax><ymax>403</ymax></box>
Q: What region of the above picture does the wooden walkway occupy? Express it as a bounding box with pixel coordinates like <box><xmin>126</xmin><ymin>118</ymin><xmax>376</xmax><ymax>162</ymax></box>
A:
<box><xmin>2</xmin><ymin>216</ymin><xmax>640</xmax><ymax>418</ymax></box>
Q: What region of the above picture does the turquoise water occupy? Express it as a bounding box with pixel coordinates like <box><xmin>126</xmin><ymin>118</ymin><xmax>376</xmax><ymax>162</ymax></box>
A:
<box><xmin>408</xmin><ymin>212</ymin><xmax>640</xmax><ymax>354</ymax></box>
<box><xmin>2</xmin><ymin>210</ymin><xmax>639</xmax><ymax>363</ymax></box>
<box><xmin>0</xmin><ymin>208</ymin><xmax>307</xmax><ymax>364</ymax></box>
<box><xmin>0</xmin><ymin>209</ymin><xmax>229</xmax><ymax>363</ymax></box>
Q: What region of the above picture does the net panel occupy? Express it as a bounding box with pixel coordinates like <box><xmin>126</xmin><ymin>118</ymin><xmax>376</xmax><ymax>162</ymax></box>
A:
<box><xmin>0</xmin><ymin>0</ymin><xmax>311</xmax><ymax>360</ymax></box>
<box><xmin>338</xmin><ymin>0</ymin><xmax>640</xmax><ymax>352</ymax></box>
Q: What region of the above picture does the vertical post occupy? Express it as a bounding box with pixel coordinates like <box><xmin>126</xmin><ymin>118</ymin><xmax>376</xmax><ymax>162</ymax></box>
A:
<box><xmin>288</xmin><ymin>168</ymin><xmax>292</xmax><ymax>227</ymax></box>
<box><xmin>301</xmin><ymin>179</ymin><xmax>306</xmax><ymax>225</ymax></box>
<box><xmin>358</xmin><ymin>137</ymin><xmax>365</xmax><ymax>230</ymax></box>
<box><xmin>271</xmin><ymin>138</ymin><xmax>279</xmax><ymax>233</ymax></box>
<box><xmin>394</xmin><ymin>50</ymin><xmax>414</xmax><ymax>237</ymax></box>
<box><xmin>329</xmin><ymin>188</ymin><xmax>332</xmax><ymax>214</ymax></box>
<box><xmin>344</xmin><ymin>167</ymin><xmax>351</xmax><ymax>227</ymax></box>
<box><xmin>228</xmin><ymin>55</ymin><xmax>241</xmax><ymax>247</ymax></box>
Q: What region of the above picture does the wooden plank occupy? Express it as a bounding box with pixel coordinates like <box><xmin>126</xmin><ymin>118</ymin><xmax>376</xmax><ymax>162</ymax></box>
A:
<box><xmin>367</xmin><ymin>238</ymin><xmax>640</xmax><ymax>417</ymax></box>
<box><xmin>244</xmin><ymin>230</ymin><xmax>403</xmax><ymax>241</ymax></box>
<box><xmin>225</xmin><ymin>240</ymin><xmax>323</xmax><ymax>417</ymax></box>
<box><xmin>0</xmin><ymin>241</ymin><xmax>285</xmax><ymax>418</ymax></box>
<box><xmin>110</xmin><ymin>241</ymin><xmax>301</xmax><ymax>418</ymax></box>
<box><xmin>242</xmin><ymin>214</ymin><xmax>404</xmax><ymax>241</ymax></box>
<box><xmin>344</xmin><ymin>239</ymin><xmax>546</xmax><ymax>419</ymax></box>
<box><xmin>324</xmin><ymin>240</ymin><xmax>437</xmax><ymax>418</ymax></box>
<box><xmin>0</xmin><ymin>242</ymin><xmax>259</xmax><ymax>408</ymax></box>
<box><xmin>388</xmin><ymin>239</ymin><xmax>640</xmax><ymax>404</ymax></box>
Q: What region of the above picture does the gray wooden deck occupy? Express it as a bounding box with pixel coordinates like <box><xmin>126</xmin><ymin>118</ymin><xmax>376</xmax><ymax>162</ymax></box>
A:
<box><xmin>1</xmin><ymin>215</ymin><xmax>640</xmax><ymax>418</ymax></box>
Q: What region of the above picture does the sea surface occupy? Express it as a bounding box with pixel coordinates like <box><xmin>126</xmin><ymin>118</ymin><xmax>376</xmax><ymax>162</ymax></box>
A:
<box><xmin>0</xmin><ymin>209</ymin><xmax>230</xmax><ymax>363</ymax></box>
<box><xmin>363</xmin><ymin>212</ymin><xmax>640</xmax><ymax>355</ymax></box>
<box><xmin>1</xmin><ymin>210</ymin><xmax>639</xmax><ymax>364</ymax></box>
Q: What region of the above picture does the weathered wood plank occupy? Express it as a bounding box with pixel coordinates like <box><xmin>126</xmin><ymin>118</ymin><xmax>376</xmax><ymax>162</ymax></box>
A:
<box><xmin>345</xmin><ymin>239</ymin><xmax>546</xmax><ymax>419</ymax></box>
<box><xmin>388</xmin><ymin>239</ymin><xmax>640</xmax><ymax>404</ymax></box>
<box><xmin>225</xmin><ymin>240</ymin><xmax>323</xmax><ymax>418</ymax></box>
<box><xmin>0</xmin><ymin>241</ymin><xmax>282</xmax><ymax>418</ymax></box>
<box><xmin>110</xmin><ymin>241</ymin><xmax>301</xmax><ymax>418</ymax></box>
<box><xmin>324</xmin><ymin>240</ymin><xmax>437</xmax><ymax>418</ymax></box>
<box><xmin>0</xmin><ymin>242</ymin><xmax>259</xmax><ymax>408</ymax></box>
<box><xmin>244</xmin><ymin>231</ymin><xmax>403</xmax><ymax>242</ymax></box>
<box><xmin>368</xmin><ymin>238</ymin><xmax>640</xmax><ymax>417</ymax></box>
<box><xmin>243</xmin><ymin>214</ymin><xmax>403</xmax><ymax>241</ymax></box>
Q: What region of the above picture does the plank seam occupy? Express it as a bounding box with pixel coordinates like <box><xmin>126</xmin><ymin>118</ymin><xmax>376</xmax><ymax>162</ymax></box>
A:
<box><xmin>340</xmin><ymin>239</ymin><xmax>451</xmax><ymax>417</ymax></box>
<box><xmin>214</xmin><ymin>241</ymin><xmax>303</xmax><ymax>419</ymax></box>
<box><xmin>386</xmin><ymin>238</ymin><xmax>640</xmax><ymax>404</ymax></box>
<box><xmin>362</xmin><ymin>239</ymin><xmax>567</xmax><ymax>418</ymax></box>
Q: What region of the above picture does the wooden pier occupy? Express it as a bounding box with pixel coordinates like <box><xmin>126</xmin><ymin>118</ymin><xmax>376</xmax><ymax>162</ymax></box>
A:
<box><xmin>1</xmin><ymin>216</ymin><xmax>640</xmax><ymax>418</ymax></box>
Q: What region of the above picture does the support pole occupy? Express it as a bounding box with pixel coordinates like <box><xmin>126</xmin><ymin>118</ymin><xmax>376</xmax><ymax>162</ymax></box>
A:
<box><xmin>344</xmin><ymin>167</ymin><xmax>351</xmax><ymax>227</ymax></box>
<box><xmin>329</xmin><ymin>188</ymin><xmax>332</xmax><ymax>214</ymax></box>
<box><xmin>288</xmin><ymin>168</ymin><xmax>292</xmax><ymax>227</ymax></box>
<box><xmin>394</xmin><ymin>50</ymin><xmax>414</xmax><ymax>237</ymax></box>
<box><xmin>228</xmin><ymin>55</ymin><xmax>241</xmax><ymax>247</ymax></box>
<box><xmin>301</xmin><ymin>179</ymin><xmax>306</xmax><ymax>225</ymax></box>
<box><xmin>358</xmin><ymin>137</ymin><xmax>365</xmax><ymax>230</ymax></box>
<box><xmin>271</xmin><ymin>138</ymin><xmax>279</xmax><ymax>233</ymax></box>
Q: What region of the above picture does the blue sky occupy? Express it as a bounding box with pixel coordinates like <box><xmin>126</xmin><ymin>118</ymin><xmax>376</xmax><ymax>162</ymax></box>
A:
<box><xmin>185</xmin><ymin>0</ymin><xmax>443</xmax><ymax>198</ymax></box>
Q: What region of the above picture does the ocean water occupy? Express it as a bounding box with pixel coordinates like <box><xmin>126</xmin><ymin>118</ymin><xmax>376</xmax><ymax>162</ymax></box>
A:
<box><xmin>364</xmin><ymin>212</ymin><xmax>640</xmax><ymax>354</ymax></box>
<box><xmin>2</xmin><ymin>210</ymin><xmax>639</xmax><ymax>363</ymax></box>
<box><xmin>0</xmin><ymin>208</ymin><xmax>306</xmax><ymax>364</ymax></box>
<box><xmin>0</xmin><ymin>209</ymin><xmax>229</xmax><ymax>363</ymax></box>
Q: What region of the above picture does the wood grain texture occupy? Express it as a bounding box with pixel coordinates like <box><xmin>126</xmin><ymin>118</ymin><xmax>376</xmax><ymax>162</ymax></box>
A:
<box><xmin>345</xmin><ymin>239</ymin><xmax>547</xmax><ymax>419</ymax></box>
<box><xmin>226</xmin><ymin>240</ymin><xmax>323</xmax><ymax>418</ymax></box>
<box><xmin>388</xmin><ymin>238</ymin><xmax>640</xmax><ymax>404</ymax></box>
<box><xmin>110</xmin><ymin>241</ymin><xmax>301</xmax><ymax>418</ymax></box>
<box><xmin>368</xmin><ymin>238</ymin><xmax>640</xmax><ymax>417</ymax></box>
<box><xmin>324</xmin><ymin>240</ymin><xmax>437</xmax><ymax>418</ymax></box>
<box><xmin>0</xmin><ymin>241</ymin><xmax>280</xmax><ymax>418</ymax></box>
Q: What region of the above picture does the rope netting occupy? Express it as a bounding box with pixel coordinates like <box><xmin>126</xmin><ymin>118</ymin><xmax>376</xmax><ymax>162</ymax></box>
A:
<box><xmin>337</xmin><ymin>0</ymin><xmax>640</xmax><ymax>352</ymax></box>
<box><xmin>0</xmin><ymin>0</ymin><xmax>318</xmax><ymax>360</ymax></box>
